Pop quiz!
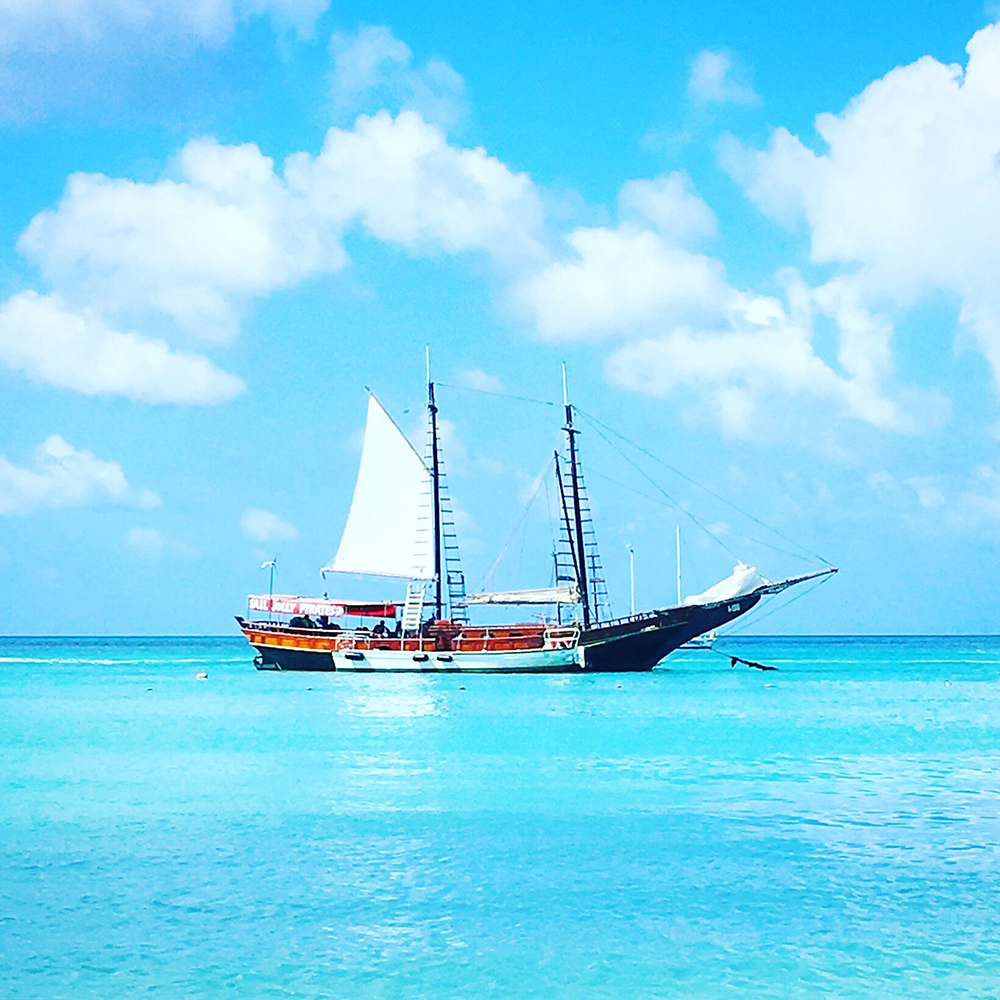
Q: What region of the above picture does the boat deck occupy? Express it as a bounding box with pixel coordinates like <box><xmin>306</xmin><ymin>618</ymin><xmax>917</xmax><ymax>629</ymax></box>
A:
<box><xmin>237</xmin><ymin>619</ymin><xmax>580</xmax><ymax>654</ymax></box>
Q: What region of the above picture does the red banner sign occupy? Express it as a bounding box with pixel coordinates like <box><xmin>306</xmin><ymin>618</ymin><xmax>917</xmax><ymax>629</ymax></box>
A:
<box><xmin>248</xmin><ymin>595</ymin><xmax>397</xmax><ymax>617</ymax></box>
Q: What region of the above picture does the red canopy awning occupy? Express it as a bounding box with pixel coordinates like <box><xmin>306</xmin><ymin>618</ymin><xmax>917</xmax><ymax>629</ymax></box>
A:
<box><xmin>248</xmin><ymin>595</ymin><xmax>397</xmax><ymax>617</ymax></box>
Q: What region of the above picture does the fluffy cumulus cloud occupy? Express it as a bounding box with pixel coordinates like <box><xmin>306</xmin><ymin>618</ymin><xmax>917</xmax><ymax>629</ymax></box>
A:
<box><xmin>0</xmin><ymin>435</ymin><xmax>160</xmax><ymax>514</ymax></box>
<box><xmin>330</xmin><ymin>25</ymin><xmax>467</xmax><ymax>129</ymax></box>
<box><xmin>604</xmin><ymin>290</ymin><xmax>908</xmax><ymax>437</ymax></box>
<box><xmin>618</xmin><ymin>172</ymin><xmax>717</xmax><ymax>243</ymax></box>
<box><xmin>516</xmin><ymin>225</ymin><xmax>730</xmax><ymax>341</ymax></box>
<box><xmin>16</xmin><ymin>21</ymin><xmax>994</xmax><ymax>440</ymax></box>
<box><xmin>10</xmin><ymin>111</ymin><xmax>543</xmax><ymax>402</ymax></box>
<box><xmin>724</xmin><ymin>21</ymin><xmax>1000</xmax><ymax>388</ymax></box>
<box><xmin>287</xmin><ymin>110</ymin><xmax>545</xmax><ymax>262</ymax></box>
<box><xmin>534</xmin><ymin>26</ymin><xmax>1000</xmax><ymax>436</ymax></box>
<box><xmin>0</xmin><ymin>0</ymin><xmax>328</xmax><ymax>51</ymax></box>
<box><xmin>24</xmin><ymin>112</ymin><xmax>543</xmax><ymax>317</ymax></box>
<box><xmin>512</xmin><ymin>170</ymin><xmax>909</xmax><ymax>436</ymax></box>
<box><xmin>688</xmin><ymin>49</ymin><xmax>759</xmax><ymax>105</ymax></box>
<box><xmin>19</xmin><ymin>138</ymin><xmax>338</xmax><ymax>342</ymax></box>
<box><xmin>0</xmin><ymin>291</ymin><xmax>245</xmax><ymax>403</ymax></box>
<box><xmin>239</xmin><ymin>507</ymin><xmax>299</xmax><ymax>542</ymax></box>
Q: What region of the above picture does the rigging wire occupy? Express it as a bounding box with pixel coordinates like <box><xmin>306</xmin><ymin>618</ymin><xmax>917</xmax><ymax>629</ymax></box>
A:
<box><xmin>479</xmin><ymin>456</ymin><xmax>553</xmax><ymax>591</ymax></box>
<box><xmin>436</xmin><ymin>382</ymin><xmax>556</xmax><ymax>407</ymax></box>
<box><xmin>714</xmin><ymin>572</ymin><xmax>836</xmax><ymax>640</ymax></box>
<box><xmin>581</xmin><ymin>418</ymin><xmax>744</xmax><ymax>562</ymax></box>
<box><xmin>575</xmin><ymin>407</ymin><xmax>833</xmax><ymax>567</ymax></box>
<box><xmin>586</xmin><ymin>468</ymin><xmax>819</xmax><ymax>566</ymax></box>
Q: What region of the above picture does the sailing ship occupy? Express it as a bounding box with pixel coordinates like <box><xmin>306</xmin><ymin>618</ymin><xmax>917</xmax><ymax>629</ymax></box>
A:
<box><xmin>236</xmin><ymin>370</ymin><xmax>835</xmax><ymax>672</ymax></box>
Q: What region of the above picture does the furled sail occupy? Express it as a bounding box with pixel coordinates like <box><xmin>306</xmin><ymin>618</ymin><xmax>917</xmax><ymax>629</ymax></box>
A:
<box><xmin>323</xmin><ymin>393</ymin><xmax>434</xmax><ymax>580</ymax></box>
<box><xmin>683</xmin><ymin>562</ymin><xmax>768</xmax><ymax>606</ymax></box>
<box><xmin>468</xmin><ymin>585</ymin><xmax>581</xmax><ymax>605</ymax></box>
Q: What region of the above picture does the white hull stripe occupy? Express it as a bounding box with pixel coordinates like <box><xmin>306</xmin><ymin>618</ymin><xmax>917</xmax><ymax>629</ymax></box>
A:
<box><xmin>331</xmin><ymin>645</ymin><xmax>584</xmax><ymax>673</ymax></box>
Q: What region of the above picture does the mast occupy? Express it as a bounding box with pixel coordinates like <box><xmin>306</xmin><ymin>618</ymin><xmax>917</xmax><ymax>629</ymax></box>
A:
<box><xmin>428</xmin><ymin>355</ymin><xmax>443</xmax><ymax>621</ymax></box>
<box><xmin>627</xmin><ymin>544</ymin><xmax>635</xmax><ymax>616</ymax></box>
<box><xmin>676</xmin><ymin>524</ymin><xmax>682</xmax><ymax>605</ymax></box>
<box><xmin>562</xmin><ymin>364</ymin><xmax>590</xmax><ymax>629</ymax></box>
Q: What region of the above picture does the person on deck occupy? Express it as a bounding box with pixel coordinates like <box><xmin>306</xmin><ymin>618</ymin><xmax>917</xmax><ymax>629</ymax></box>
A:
<box><xmin>373</xmin><ymin>620</ymin><xmax>387</xmax><ymax>637</ymax></box>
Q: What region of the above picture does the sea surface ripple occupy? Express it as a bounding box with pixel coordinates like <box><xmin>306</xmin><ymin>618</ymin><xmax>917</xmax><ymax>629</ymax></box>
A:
<box><xmin>2</xmin><ymin>635</ymin><xmax>1000</xmax><ymax>998</ymax></box>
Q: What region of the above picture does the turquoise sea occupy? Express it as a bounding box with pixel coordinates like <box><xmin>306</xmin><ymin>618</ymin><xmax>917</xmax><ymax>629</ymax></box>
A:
<box><xmin>3</xmin><ymin>635</ymin><xmax>1000</xmax><ymax>998</ymax></box>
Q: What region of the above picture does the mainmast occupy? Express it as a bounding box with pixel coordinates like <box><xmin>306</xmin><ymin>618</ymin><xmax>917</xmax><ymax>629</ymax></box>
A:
<box><xmin>562</xmin><ymin>364</ymin><xmax>591</xmax><ymax>629</ymax></box>
<box><xmin>428</xmin><ymin>351</ymin><xmax>443</xmax><ymax>621</ymax></box>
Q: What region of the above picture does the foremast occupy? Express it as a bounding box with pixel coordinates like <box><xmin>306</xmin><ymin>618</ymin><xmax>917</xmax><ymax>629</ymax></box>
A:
<box><xmin>425</xmin><ymin>352</ymin><xmax>468</xmax><ymax>624</ymax></box>
<box><xmin>558</xmin><ymin>364</ymin><xmax>610</xmax><ymax>629</ymax></box>
<box><xmin>428</xmin><ymin>376</ymin><xmax>444</xmax><ymax>620</ymax></box>
<box><xmin>561</xmin><ymin>366</ymin><xmax>591</xmax><ymax>629</ymax></box>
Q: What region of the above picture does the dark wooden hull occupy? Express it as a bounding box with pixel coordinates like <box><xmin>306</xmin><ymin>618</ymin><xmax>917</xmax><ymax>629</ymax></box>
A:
<box><xmin>579</xmin><ymin>594</ymin><xmax>760</xmax><ymax>671</ymax></box>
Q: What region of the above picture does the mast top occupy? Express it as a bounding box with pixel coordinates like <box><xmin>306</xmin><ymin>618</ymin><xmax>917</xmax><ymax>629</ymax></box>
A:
<box><xmin>561</xmin><ymin>362</ymin><xmax>568</xmax><ymax>408</ymax></box>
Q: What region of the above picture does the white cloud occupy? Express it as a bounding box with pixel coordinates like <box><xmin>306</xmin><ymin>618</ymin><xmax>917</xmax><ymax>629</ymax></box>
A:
<box><xmin>8</xmin><ymin>110</ymin><xmax>546</xmax><ymax>402</ymax></box>
<box><xmin>127</xmin><ymin>526</ymin><xmax>164</xmax><ymax>555</ymax></box>
<box><xmin>0</xmin><ymin>0</ymin><xmax>329</xmax><ymax>124</ymax></box>
<box><xmin>514</xmin><ymin>161</ymin><xmax>934</xmax><ymax>437</ymax></box>
<box><xmin>0</xmin><ymin>0</ymin><xmax>328</xmax><ymax>52</ymax></box>
<box><xmin>457</xmin><ymin>367</ymin><xmax>505</xmax><ymax>393</ymax></box>
<box><xmin>10</xmin><ymin>25</ymin><xmax>971</xmax><ymax>446</ymax></box>
<box><xmin>288</xmin><ymin>110</ymin><xmax>546</xmax><ymax>263</ymax></box>
<box><xmin>0</xmin><ymin>435</ymin><xmax>160</xmax><ymax>514</ymax></box>
<box><xmin>13</xmin><ymin>110</ymin><xmax>543</xmax><ymax>391</ymax></box>
<box><xmin>330</xmin><ymin>25</ymin><xmax>467</xmax><ymax>130</ymax></box>
<box><xmin>330</xmin><ymin>24</ymin><xmax>411</xmax><ymax>101</ymax></box>
<box><xmin>724</xmin><ymin>21</ymin><xmax>1000</xmax><ymax>389</ymax></box>
<box><xmin>688</xmin><ymin>49</ymin><xmax>759</xmax><ymax>105</ymax></box>
<box><xmin>604</xmin><ymin>295</ymin><xmax>909</xmax><ymax>438</ymax></box>
<box><xmin>514</xmin><ymin>225</ymin><xmax>729</xmax><ymax>341</ymax></box>
<box><xmin>618</xmin><ymin>172</ymin><xmax>717</xmax><ymax>243</ymax></box>
<box><xmin>19</xmin><ymin>139</ymin><xmax>338</xmax><ymax>342</ymax></box>
<box><xmin>0</xmin><ymin>291</ymin><xmax>245</xmax><ymax>403</ymax></box>
<box><xmin>239</xmin><ymin>507</ymin><xmax>299</xmax><ymax>542</ymax></box>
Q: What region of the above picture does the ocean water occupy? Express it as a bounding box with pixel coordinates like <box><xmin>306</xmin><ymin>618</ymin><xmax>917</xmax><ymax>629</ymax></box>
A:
<box><xmin>2</xmin><ymin>635</ymin><xmax>1000</xmax><ymax>999</ymax></box>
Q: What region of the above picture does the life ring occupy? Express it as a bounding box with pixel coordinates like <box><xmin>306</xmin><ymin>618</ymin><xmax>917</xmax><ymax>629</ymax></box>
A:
<box><xmin>335</xmin><ymin>635</ymin><xmax>354</xmax><ymax>651</ymax></box>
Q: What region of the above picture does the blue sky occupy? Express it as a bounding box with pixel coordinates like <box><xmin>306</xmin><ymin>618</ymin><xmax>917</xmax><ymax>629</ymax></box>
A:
<box><xmin>2</xmin><ymin>0</ymin><xmax>1000</xmax><ymax>635</ymax></box>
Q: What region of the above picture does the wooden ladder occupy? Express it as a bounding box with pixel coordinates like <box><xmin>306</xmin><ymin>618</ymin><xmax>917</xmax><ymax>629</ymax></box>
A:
<box><xmin>401</xmin><ymin>582</ymin><xmax>426</xmax><ymax>633</ymax></box>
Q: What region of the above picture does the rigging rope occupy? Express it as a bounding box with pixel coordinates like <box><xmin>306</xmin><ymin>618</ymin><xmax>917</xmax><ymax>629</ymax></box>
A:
<box><xmin>437</xmin><ymin>382</ymin><xmax>556</xmax><ymax>407</ymax></box>
<box><xmin>479</xmin><ymin>456</ymin><xmax>553</xmax><ymax>591</ymax></box>
<box><xmin>582</xmin><ymin>419</ymin><xmax>744</xmax><ymax>562</ymax></box>
<box><xmin>575</xmin><ymin>407</ymin><xmax>833</xmax><ymax>567</ymax></box>
<box><xmin>586</xmin><ymin>468</ymin><xmax>820</xmax><ymax>566</ymax></box>
<box><xmin>715</xmin><ymin>572</ymin><xmax>836</xmax><ymax>640</ymax></box>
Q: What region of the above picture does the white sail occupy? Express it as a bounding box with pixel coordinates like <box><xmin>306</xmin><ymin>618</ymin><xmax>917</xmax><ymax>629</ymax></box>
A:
<box><xmin>468</xmin><ymin>586</ymin><xmax>581</xmax><ymax>605</ymax></box>
<box><xmin>683</xmin><ymin>562</ymin><xmax>768</xmax><ymax>606</ymax></box>
<box><xmin>323</xmin><ymin>393</ymin><xmax>433</xmax><ymax>580</ymax></box>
